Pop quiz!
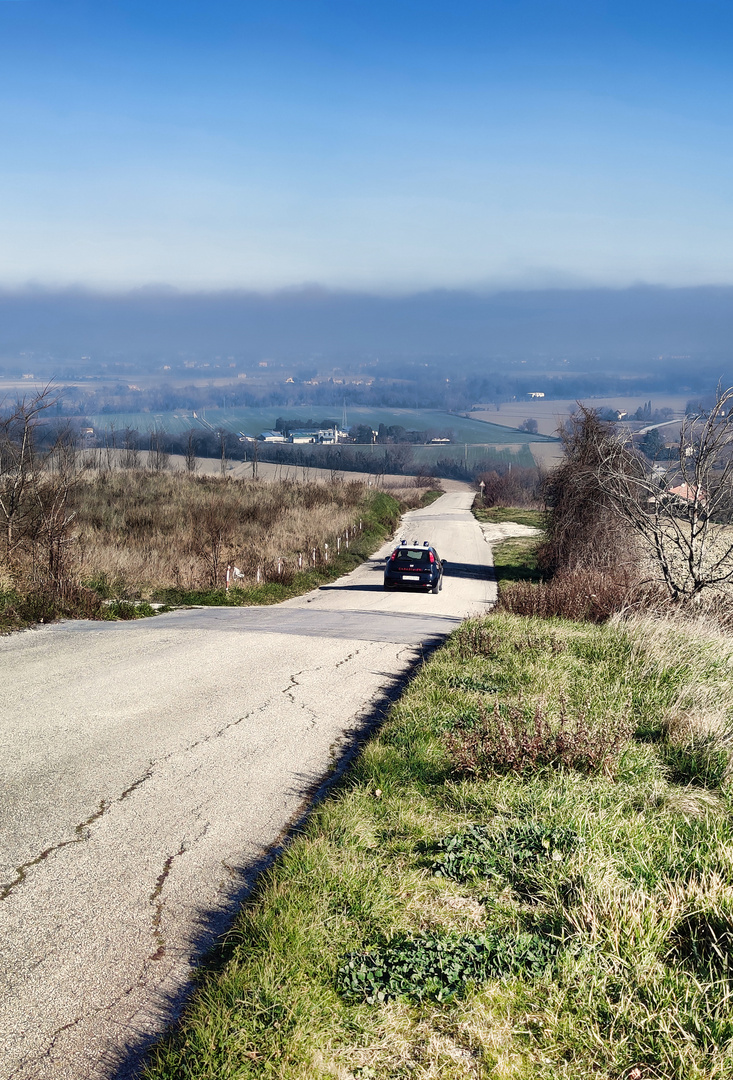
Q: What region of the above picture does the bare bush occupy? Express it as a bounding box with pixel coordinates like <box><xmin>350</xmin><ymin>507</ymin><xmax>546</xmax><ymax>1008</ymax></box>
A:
<box><xmin>497</xmin><ymin>567</ymin><xmax>643</xmax><ymax>623</ymax></box>
<box><xmin>191</xmin><ymin>499</ymin><xmax>237</xmax><ymax>588</ymax></box>
<box><xmin>445</xmin><ymin>695</ymin><xmax>634</xmax><ymax>778</ymax></box>
<box><xmin>148</xmin><ymin>430</ymin><xmax>170</xmax><ymax>472</ymax></box>
<box><xmin>184</xmin><ymin>429</ymin><xmax>198</xmax><ymax>473</ymax></box>
<box><xmin>539</xmin><ymin>406</ymin><xmax>640</xmax><ymax>577</ymax></box>
<box><xmin>121</xmin><ymin>428</ymin><xmax>140</xmax><ymax>469</ymax></box>
<box><xmin>0</xmin><ymin>388</ymin><xmax>83</xmax><ymax>583</ymax></box>
<box><xmin>476</xmin><ymin>465</ymin><xmax>541</xmax><ymax>508</ymax></box>
<box><xmin>412</xmin><ymin>468</ymin><xmax>439</xmax><ymax>489</ymax></box>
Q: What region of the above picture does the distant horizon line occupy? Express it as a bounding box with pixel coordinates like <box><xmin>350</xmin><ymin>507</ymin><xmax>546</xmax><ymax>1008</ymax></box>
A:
<box><xmin>1</xmin><ymin>280</ymin><xmax>733</xmax><ymax>299</ymax></box>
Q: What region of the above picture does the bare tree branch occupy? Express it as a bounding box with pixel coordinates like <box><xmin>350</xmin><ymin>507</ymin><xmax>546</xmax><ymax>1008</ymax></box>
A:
<box><xmin>595</xmin><ymin>386</ymin><xmax>733</xmax><ymax>599</ymax></box>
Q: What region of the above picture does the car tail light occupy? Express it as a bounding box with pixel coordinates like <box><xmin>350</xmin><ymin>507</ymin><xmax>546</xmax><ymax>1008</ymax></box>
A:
<box><xmin>390</xmin><ymin>551</ymin><xmax>397</xmax><ymax>561</ymax></box>
<box><xmin>429</xmin><ymin>551</ymin><xmax>435</xmax><ymax>563</ymax></box>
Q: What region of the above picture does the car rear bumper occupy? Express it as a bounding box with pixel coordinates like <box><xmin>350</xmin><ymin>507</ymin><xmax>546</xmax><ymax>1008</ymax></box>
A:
<box><xmin>384</xmin><ymin>574</ymin><xmax>439</xmax><ymax>590</ymax></box>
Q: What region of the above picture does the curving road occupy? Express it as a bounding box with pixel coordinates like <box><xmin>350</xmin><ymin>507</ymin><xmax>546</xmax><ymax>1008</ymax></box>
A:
<box><xmin>0</xmin><ymin>492</ymin><xmax>495</xmax><ymax>1080</ymax></box>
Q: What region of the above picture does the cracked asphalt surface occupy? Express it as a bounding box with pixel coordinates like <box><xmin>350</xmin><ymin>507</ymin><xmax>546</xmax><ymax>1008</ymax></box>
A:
<box><xmin>0</xmin><ymin>491</ymin><xmax>496</xmax><ymax>1080</ymax></box>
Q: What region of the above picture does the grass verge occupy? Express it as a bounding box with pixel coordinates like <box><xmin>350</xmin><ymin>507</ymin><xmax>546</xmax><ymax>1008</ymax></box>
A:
<box><xmin>143</xmin><ymin>612</ymin><xmax>733</xmax><ymax>1080</ymax></box>
<box><xmin>492</xmin><ymin>538</ymin><xmax>543</xmax><ymax>589</ymax></box>
<box><xmin>474</xmin><ymin>505</ymin><xmax>544</xmax><ymax>590</ymax></box>
<box><xmin>473</xmin><ymin>507</ymin><xmax>544</xmax><ymax>529</ymax></box>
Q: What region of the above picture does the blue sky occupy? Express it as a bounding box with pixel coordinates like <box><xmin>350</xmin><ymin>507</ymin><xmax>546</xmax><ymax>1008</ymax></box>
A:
<box><xmin>1</xmin><ymin>0</ymin><xmax>732</xmax><ymax>291</ymax></box>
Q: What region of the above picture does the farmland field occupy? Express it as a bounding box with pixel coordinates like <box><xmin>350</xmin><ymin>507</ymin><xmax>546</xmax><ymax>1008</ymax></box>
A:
<box><xmin>471</xmin><ymin>393</ymin><xmax>691</xmax><ymax>436</ymax></box>
<box><xmin>87</xmin><ymin>405</ymin><xmax>558</xmax><ymax>445</ymax></box>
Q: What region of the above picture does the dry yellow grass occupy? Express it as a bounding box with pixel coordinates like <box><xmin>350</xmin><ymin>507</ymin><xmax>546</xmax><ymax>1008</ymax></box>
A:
<box><xmin>72</xmin><ymin>470</ymin><xmax>386</xmax><ymax>593</ymax></box>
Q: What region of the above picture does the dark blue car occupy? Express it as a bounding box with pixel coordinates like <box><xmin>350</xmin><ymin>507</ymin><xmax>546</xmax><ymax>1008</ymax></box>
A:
<box><xmin>383</xmin><ymin>540</ymin><xmax>444</xmax><ymax>593</ymax></box>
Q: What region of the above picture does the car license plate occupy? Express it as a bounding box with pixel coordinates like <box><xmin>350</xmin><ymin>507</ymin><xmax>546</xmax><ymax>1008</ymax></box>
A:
<box><xmin>402</xmin><ymin>575</ymin><xmax>420</xmax><ymax>581</ymax></box>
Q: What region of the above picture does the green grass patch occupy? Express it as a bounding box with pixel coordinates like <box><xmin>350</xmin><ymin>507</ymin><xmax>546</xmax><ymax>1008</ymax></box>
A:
<box><xmin>143</xmin><ymin>613</ymin><xmax>733</xmax><ymax>1080</ymax></box>
<box><xmin>338</xmin><ymin>930</ymin><xmax>559</xmax><ymax>1004</ymax></box>
<box><xmin>471</xmin><ymin>505</ymin><xmax>545</xmax><ymax>588</ymax></box>
<box><xmin>101</xmin><ymin>599</ymin><xmax>165</xmax><ymax>620</ymax></box>
<box><xmin>492</xmin><ymin>536</ymin><xmax>543</xmax><ymax>587</ymax></box>
<box><xmin>474</xmin><ymin>506</ymin><xmax>545</xmax><ymax>528</ymax></box>
<box><xmin>90</xmin><ymin>406</ymin><xmax>559</xmax><ymax>445</ymax></box>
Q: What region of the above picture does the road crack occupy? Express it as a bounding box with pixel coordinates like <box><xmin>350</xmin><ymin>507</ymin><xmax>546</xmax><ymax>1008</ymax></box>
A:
<box><xmin>282</xmin><ymin>669</ymin><xmax>303</xmax><ymax>704</ymax></box>
<box><xmin>31</xmin><ymin>958</ymin><xmax>156</xmax><ymax>1074</ymax></box>
<box><xmin>1</xmin><ymin>766</ymin><xmax>154</xmax><ymax>902</ymax></box>
<box><xmin>4</xmin><ymin>703</ymin><xmax>274</xmax><ymax>905</ymax></box>
<box><xmin>335</xmin><ymin>649</ymin><xmax>360</xmax><ymax>668</ymax></box>
<box><xmin>148</xmin><ymin>842</ymin><xmax>187</xmax><ymax>960</ymax></box>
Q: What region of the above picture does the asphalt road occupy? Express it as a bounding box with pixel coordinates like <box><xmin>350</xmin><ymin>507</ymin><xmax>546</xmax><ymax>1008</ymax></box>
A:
<box><xmin>0</xmin><ymin>491</ymin><xmax>495</xmax><ymax>1080</ymax></box>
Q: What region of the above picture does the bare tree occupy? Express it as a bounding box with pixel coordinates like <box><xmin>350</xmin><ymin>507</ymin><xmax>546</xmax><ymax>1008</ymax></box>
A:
<box><xmin>184</xmin><ymin>428</ymin><xmax>198</xmax><ymax>474</ymax></box>
<box><xmin>0</xmin><ymin>388</ymin><xmax>83</xmax><ymax>590</ymax></box>
<box><xmin>35</xmin><ymin>438</ymin><xmax>80</xmax><ymax>590</ymax></box>
<box><xmin>597</xmin><ymin>386</ymin><xmax>733</xmax><ymax>600</ymax></box>
<box><xmin>103</xmin><ymin>424</ymin><xmax>117</xmax><ymax>471</ymax></box>
<box><xmin>0</xmin><ymin>387</ymin><xmax>55</xmax><ymax>562</ymax></box>
<box><xmin>192</xmin><ymin>500</ymin><xmax>236</xmax><ymax>587</ymax></box>
<box><xmin>121</xmin><ymin>427</ymin><xmax>140</xmax><ymax>469</ymax></box>
<box><xmin>148</xmin><ymin>429</ymin><xmax>169</xmax><ymax>472</ymax></box>
<box><xmin>218</xmin><ymin>429</ymin><xmax>228</xmax><ymax>477</ymax></box>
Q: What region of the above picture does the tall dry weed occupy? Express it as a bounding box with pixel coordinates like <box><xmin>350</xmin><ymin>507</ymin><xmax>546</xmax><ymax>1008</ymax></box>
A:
<box><xmin>72</xmin><ymin>471</ymin><xmax>370</xmax><ymax>593</ymax></box>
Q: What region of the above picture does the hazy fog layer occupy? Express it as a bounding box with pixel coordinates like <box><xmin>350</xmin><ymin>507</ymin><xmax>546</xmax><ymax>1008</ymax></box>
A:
<box><xmin>1</xmin><ymin>285</ymin><xmax>732</xmax><ymax>363</ymax></box>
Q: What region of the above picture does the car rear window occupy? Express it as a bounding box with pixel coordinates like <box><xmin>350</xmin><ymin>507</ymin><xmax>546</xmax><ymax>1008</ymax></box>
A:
<box><xmin>396</xmin><ymin>549</ymin><xmax>427</xmax><ymax>562</ymax></box>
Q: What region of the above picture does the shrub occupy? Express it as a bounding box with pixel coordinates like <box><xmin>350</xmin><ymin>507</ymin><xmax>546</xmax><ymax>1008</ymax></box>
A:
<box><xmin>539</xmin><ymin>406</ymin><xmax>639</xmax><ymax>577</ymax></box>
<box><xmin>0</xmin><ymin>577</ymin><xmax>103</xmax><ymax>629</ymax></box>
<box><xmin>444</xmin><ymin>696</ymin><xmax>634</xmax><ymax>778</ymax></box>
<box><xmin>476</xmin><ymin>465</ymin><xmax>541</xmax><ymax>508</ymax></box>
<box><xmin>497</xmin><ymin>567</ymin><xmax>636</xmax><ymax>622</ymax></box>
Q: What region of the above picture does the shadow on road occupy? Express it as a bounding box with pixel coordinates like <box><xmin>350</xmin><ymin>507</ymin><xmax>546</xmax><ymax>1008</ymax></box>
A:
<box><xmin>106</xmin><ymin>634</ymin><xmax>448</xmax><ymax>1080</ymax></box>
<box><xmin>317</xmin><ymin>582</ymin><xmax>385</xmax><ymax>592</ymax></box>
<box><xmin>443</xmin><ymin>560</ymin><xmax>492</xmax><ymax>581</ymax></box>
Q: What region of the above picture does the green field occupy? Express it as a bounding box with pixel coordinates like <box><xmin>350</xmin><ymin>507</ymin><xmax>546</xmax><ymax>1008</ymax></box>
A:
<box><xmin>87</xmin><ymin>405</ymin><xmax>558</xmax><ymax>445</ymax></box>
